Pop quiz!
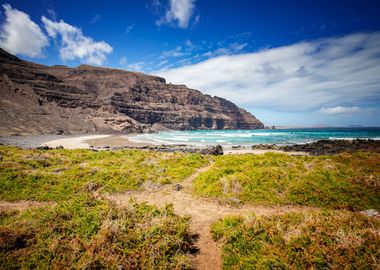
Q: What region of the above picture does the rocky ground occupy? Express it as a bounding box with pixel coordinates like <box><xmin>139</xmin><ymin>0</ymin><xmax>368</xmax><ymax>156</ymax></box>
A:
<box><xmin>0</xmin><ymin>134</ymin><xmax>87</xmax><ymax>149</ymax></box>
<box><xmin>252</xmin><ymin>139</ymin><xmax>380</xmax><ymax>155</ymax></box>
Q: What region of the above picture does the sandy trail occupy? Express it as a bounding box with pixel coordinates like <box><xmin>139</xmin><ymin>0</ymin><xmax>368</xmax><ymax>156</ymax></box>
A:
<box><xmin>0</xmin><ymin>200</ymin><xmax>55</xmax><ymax>212</ymax></box>
<box><xmin>107</xmin><ymin>163</ymin><xmax>317</xmax><ymax>270</ymax></box>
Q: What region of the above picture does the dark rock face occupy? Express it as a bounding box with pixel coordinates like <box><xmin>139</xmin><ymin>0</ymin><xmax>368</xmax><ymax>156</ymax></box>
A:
<box><xmin>281</xmin><ymin>139</ymin><xmax>380</xmax><ymax>155</ymax></box>
<box><xmin>251</xmin><ymin>139</ymin><xmax>380</xmax><ymax>155</ymax></box>
<box><xmin>200</xmin><ymin>144</ymin><xmax>224</xmax><ymax>155</ymax></box>
<box><xmin>0</xmin><ymin>48</ymin><xmax>264</xmax><ymax>135</ymax></box>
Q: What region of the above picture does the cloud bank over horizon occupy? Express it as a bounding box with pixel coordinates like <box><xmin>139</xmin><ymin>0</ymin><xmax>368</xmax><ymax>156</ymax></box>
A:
<box><xmin>157</xmin><ymin>32</ymin><xmax>380</xmax><ymax>125</ymax></box>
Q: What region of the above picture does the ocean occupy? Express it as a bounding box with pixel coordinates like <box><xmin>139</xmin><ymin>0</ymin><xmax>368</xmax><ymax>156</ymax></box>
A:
<box><xmin>129</xmin><ymin>127</ymin><xmax>380</xmax><ymax>146</ymax></box>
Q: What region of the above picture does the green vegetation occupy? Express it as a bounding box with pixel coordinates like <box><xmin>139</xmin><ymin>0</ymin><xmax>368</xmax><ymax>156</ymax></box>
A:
<box><xmin>211</xmin><ymin>211</ymin><xmax>380</xmax><ymax>269</ymax></box>
<box><xmin>0</xmin><ymin>146</ymin><xmax>207</xmax><ymax>269</ymax></box>
<box><xmin>0</xmin><ymin>146</ymin><xmax>208</xmax><ymax>201</ymax></box>
<box><xmin>1</xmin><ymin>146</ymin><xmax>379</xmax><ymax>269</ymax></box>
<box><xmin>1</xmin><ymin>196</ymin><xmax>195</xmax><ymax>269</ymax></box>
<box><xmin>193</xmin><ymin>152</ymin><xmax>380</xmax><ymax>210</ymax></box>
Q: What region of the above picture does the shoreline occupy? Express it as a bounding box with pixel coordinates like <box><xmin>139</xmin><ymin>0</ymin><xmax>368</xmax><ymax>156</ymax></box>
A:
<box><xmin>44</xmin><ymin>135</ymin><xmax>311</xmax><ymax>155</ymax></box>
<box><xmin>1</xmin><ymin>134</ymin><xmax>379</xmax><ymax>155</ymax></box>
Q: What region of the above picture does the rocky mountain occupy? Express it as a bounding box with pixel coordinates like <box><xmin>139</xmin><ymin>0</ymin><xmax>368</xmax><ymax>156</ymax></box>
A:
<box><xmin>0</xmin><ymin>48</ymin><xmax>264</xmax><ymax>135</ymax></box>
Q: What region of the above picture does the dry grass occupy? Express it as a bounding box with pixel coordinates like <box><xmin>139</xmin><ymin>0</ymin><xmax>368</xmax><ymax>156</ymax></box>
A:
<box><xmin>211</xmin><ymin>211</ymin><xmax>380</xmax><ymax>269</ymax></box>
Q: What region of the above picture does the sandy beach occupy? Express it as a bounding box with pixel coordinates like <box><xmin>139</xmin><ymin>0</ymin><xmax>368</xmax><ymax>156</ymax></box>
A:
<box><xmin>36</xmin><ymin>134</ymin><xmax>308</xmax><ymax>155</ymax></box>
<box><xmin>43</xmin><ymin>135</ymin><xmax>111</xmax><ymax>149</ymax></box>
<box><xmin>42</xmin><ymin>134</ymin><xmax>153</xmax><ymax>149</ymax></box>
<box><xmin>84</xmin><ymin>135</ymin><xmax>154</xmax><ymax>148</ymax></box>
<box><xmin>5</xmin><ymin>134</ymin><xmax>377</xmax><ymax>155</ymax></box>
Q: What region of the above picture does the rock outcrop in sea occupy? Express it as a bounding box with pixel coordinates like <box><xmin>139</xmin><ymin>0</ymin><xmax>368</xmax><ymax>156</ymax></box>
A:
<box><xmin>0</xmin><ymin>48</ymin><xmax>264</xmax><ymax>135</ymax></box>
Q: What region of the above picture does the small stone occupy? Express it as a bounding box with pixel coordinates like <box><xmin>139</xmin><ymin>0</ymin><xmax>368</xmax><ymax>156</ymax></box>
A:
<box><xmin>86</xmin><ymin>182</ymin><xmax>100</xmax><ymax>192</ymax></box>
<box><xmin>360</xmin><ymin>209</ymin><xmax>379</xmax><ymax>217</ymax></box>
<box><xmin>200</xmin><ymin>144</ymin><xmax>224</xmax><ymax>155</ymax></box>
<box><xmin>173</xmin><ymin>184</ymin><xmax>183</xmax><ymax>191</ymax></box>
<box><xmin>230</xmin><ymin>197</ymin><xmax>241</xmax><ymax>204</ymax></box>
<box><xmin>142</xmin><ymin>180</ymin><xmax>162</xmax><ymax>192</ymax></box>
<box><xmin>37</xmin><ymin>145</ymin><xmax>50</xmax><ymax>150</ymax></box>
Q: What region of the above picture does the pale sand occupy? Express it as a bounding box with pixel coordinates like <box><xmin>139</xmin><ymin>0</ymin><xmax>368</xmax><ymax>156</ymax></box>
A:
<box><xmin>42</xmin><ymin>134</ymin><xmax>111</xmax><ymax>149</ymax></box>
<box><xmin>85</xmin><ymin>135</ymin><xmax>154</xmax><ymax>148</ymax></box>
<box><xmin>42</xmin><ymin>134</ymin><xmax>308</xmax><ymax>155</ymax></box>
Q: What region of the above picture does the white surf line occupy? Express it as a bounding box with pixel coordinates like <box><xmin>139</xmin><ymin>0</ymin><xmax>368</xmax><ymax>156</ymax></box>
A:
<box><xmin>42</xmin><ymin>135</ymin><xmax>111</xmax><ymax>149</ymax></box>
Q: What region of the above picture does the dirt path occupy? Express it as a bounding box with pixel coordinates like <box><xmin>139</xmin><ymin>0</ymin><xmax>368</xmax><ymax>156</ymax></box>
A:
<box><xmin>106</xmin><ymin>163</ymin><xmax>318</xmax><ymax>270</ymax></box>
<box><xmin>0</xmin><ymin>200</ymin><xmax>55</xmax><ymax>212</ymax></box>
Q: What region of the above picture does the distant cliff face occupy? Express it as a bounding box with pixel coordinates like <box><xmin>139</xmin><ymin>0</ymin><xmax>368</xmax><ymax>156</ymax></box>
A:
<box><xmin>0</xmin><ymin>48</ymin><xmax>264</xmax><ymax>135</ymax></box>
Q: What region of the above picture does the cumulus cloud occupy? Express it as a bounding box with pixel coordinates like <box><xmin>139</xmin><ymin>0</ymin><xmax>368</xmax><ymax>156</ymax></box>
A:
<box><xmin>157</xmin><ymin>32</ymin><xmax>380</xmax><ymax>113</ymax></box>
<box><xmin>157</xmin><ymin>0</ymin><xmax>196</xmax><ymax>29</ymax></box>
<box><xmin>0</xmin><ymin>4</ymin><xmax>48</xmax><ymax>57</ymax></box>
<box><xmin>41</xmin><ymin>16</ymin><xmax>112</xmax><ymax>65</ymax></box>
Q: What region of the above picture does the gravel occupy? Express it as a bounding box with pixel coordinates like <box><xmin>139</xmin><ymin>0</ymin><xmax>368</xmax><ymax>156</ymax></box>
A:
<box><xmin>0</xmin><ymin>134</ymin><xmax>85</xmax><ymax>149</ymax></box>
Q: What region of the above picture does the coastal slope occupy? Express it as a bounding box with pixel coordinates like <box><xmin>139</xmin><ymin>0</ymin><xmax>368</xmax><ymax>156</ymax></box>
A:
<box><xmin>0</xmin><ymin>48</ymin><xmax>263</xmax><ymax>135</ymax></box>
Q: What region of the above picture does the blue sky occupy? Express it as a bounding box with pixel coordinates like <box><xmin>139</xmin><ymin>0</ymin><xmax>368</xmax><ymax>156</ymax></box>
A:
<box><xmin>1</xmin><ymin>0</ymin><xmax>380</xmax><ymax>127</ymax></box>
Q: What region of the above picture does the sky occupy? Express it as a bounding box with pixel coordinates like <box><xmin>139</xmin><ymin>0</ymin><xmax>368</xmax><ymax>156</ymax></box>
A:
<box><xmin>1</xmin><ymin>0</ymin><xmax>380</xmax><ymax>127</ymax></box>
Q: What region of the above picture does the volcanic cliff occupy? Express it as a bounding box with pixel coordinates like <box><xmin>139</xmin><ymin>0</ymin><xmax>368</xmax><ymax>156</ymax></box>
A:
<box><xmin>0</xmin><ymin>48</ymin><xmax>263</xmax><ymax>135</ymax></box>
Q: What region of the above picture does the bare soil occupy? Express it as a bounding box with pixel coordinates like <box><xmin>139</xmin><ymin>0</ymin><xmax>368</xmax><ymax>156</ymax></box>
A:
<box><xmin>0</xmin><ymin>200</ymin><xmax>55</xmax><ymax>212</ymax></box>
<box><xmin>107</xmin><ymin>163</ymin><xmax>318</xmax><ymax>270</ymax></box>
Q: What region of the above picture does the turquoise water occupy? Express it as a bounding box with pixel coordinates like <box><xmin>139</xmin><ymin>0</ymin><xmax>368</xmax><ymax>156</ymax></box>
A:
<box><xmin>129</xmin><ymin>128</ymin><xmax>380</xmax><ymax>146</ymax></box>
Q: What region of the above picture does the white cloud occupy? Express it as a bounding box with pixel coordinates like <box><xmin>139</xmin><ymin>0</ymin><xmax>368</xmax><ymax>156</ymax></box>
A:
<box><xmin>191</xmin><ymin>14</ymin><xmax>200</xmax><ymax>27</ymax></box>
<box><xmin>160</xmin><ymin>46</ymin><xmax>187</xmax><ymax>58</ymax></box>
<box><xmin>89</xmin><ymin>14</ymin><xmax>101</xmax><ymax>24</ymax></box>
<box><xmin>157</xmin><ymin>0</ymin><xmax>196</xmax><ymax>29</ymax></box>
<box><xmin>156</xmin><ymin>32</ymin><xmax>380</xmax><ymax>113</ymax></box>
<box><xmin>46</xmin><ymin>8</ymin><xmax>57</xmax><ymax>21</ymax></box>
<box><xmin>41</xmin><ymin>16</ymin><xmax>112</xmax><ymax>65</ymax></box>
<box><xmin>320</xmin><ymin>106</ymin><xmax>377</xmax><ymax>115</ymax></box>
<box><xmin>157</xmin><ymin>60</ymin><xmax>169</xmax><ymax>67</ymax></box>
<box><xmin>320</xmin><ymin>106</ymin><xmax>362</xmax><ymax>114</ymax></box>
<box><xmin>202</xmin><ymin>42</ymin><xmax>248</xmax><ymax>58</ymax></box>
<box><xmin>119</xmin><ymin>56</ymin><xmax>128</xmax><ymax>66</ymax></box>
<box><xmin>125</xmin><ymin>23</ymin><xmax>135</xmax><ymax>34</ymax></box>
<box><xmin>127</xmin><ymin>61</ymin><xmax>145</xmax><ymax>72</ymax></box>
<box><xmin>0</xmin><ymin>4</ymin><xmax>48</xmax><ymax>57</ymax></box>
